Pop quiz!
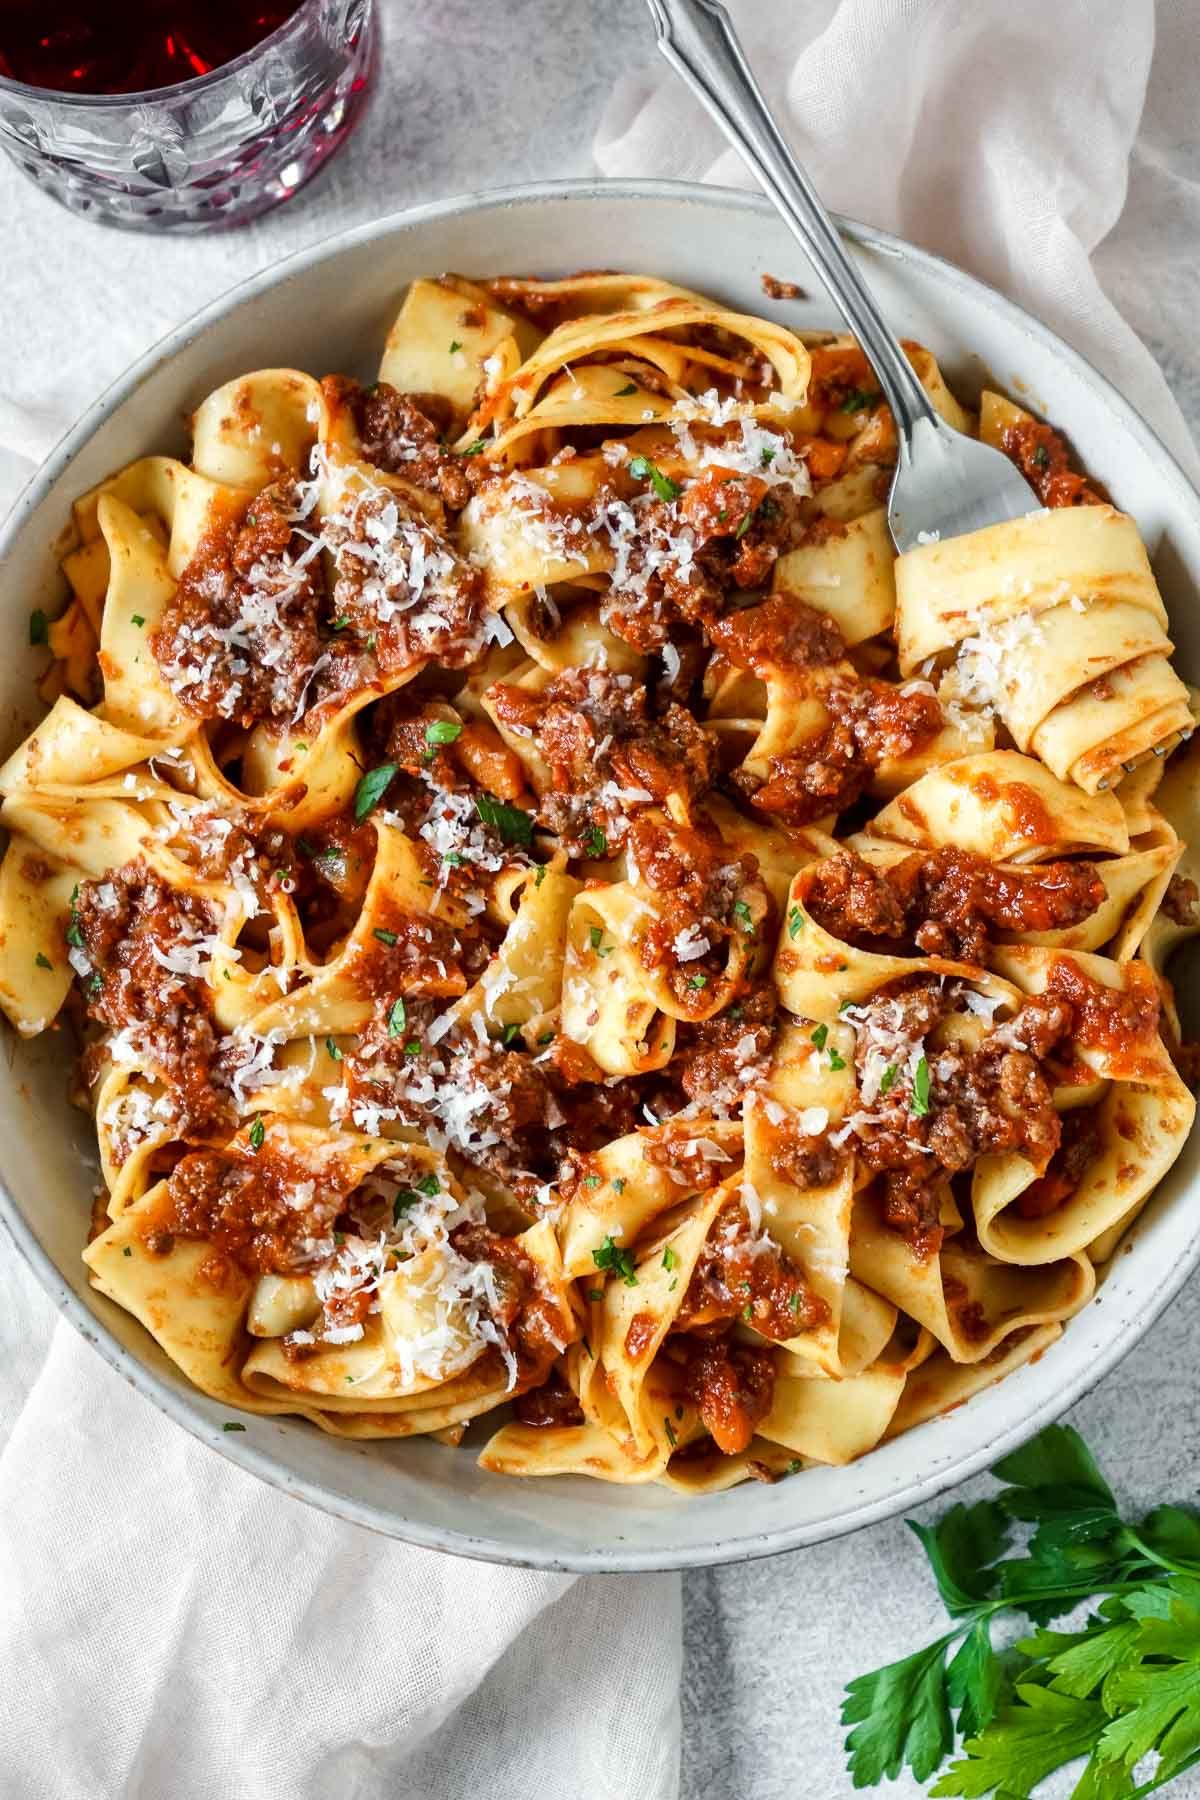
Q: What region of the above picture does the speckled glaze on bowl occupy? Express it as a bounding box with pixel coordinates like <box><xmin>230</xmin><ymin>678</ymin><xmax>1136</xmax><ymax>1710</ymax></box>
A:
<box><xmin>2</xmin><ymin>181</ymin><xmax>1198</xmax><ymax>1571</ymax></box>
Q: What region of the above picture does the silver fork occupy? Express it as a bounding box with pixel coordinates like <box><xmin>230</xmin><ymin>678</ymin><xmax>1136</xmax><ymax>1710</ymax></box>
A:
<box><xmin>644</xmin><ymin>0</ymin><xmax>1039</xmax><ymax>552</ymax></box>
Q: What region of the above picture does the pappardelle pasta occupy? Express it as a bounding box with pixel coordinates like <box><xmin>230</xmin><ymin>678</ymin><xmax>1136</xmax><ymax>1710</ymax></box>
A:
<box><xmin>2</xmin><ymin>269</ymin><xmax>1196</xmax><ymax>1492</ymax></box>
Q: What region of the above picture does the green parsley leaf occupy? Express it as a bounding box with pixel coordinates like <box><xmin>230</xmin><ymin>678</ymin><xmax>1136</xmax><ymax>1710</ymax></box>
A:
<box><xmin>664</xmin><ymin>1417</ymin><xmax>677</xmax><ymax>1448</ymax></box>
<box><xmin>878</xmin><ymin>1063</ymin><xmax>899</xmax><ymax>1096</ymax></box>
<box><xmin>592</xmin><ymin>1235</ymin><xmax>638</xmax><ymax>1286</ymax></box>
<box><xmin>1031</xmin><ymin>442</ymin><xmax>1050</xmax><ymax>471</ymax></box>
<box><xmin>687</xmin><ymin>973</ymin><xmax>707</xmax><ymax>989</ymax></box>
<box><xmin>909</xmin><ymin>1501</ymin><xmax>1011</xmax><ymax>1615</ymax></box>
<box><xmin>662</xmin><ymin>1246</ymin><xmax>679</xmax><ymax>1271</ymax></box>
<box><xmin>28</xmin><ymin>609</ymin><xmax>48</xmax><ymax>646</ymax></box>
<box><xmin>840</xmin><ymin>388</ymin><xmax>880</xmax><ymax>414</ymax></box>
<box><xmin>248</xmin><ymin>1117</ymin><xmax>265</xmax><ymax>1151</ymax></box>
<box><xmin>131</xmin><ymin>613</ymin><xmax>145</xmax><ymax>628</ymax></box>
<box><xmin>827</xmin><ymin>1047</ymin><xmax>847</xmax><ymax>1072</ymax></box>
<box><xmin>387</xmin><ymin>996</ymin><xmax>406</xmax><ymax>1037</ymax></box>
<box><xmin>588</xmin><ymin>925</ymin><xmax>604</xmax><ymax>953</ymax></box>
<box><xmin>393</xmin><ymin>1189</ymin><xmax>420</xmax><ymax>1221</ymax></box>
<box><xmin>911</xmin><ymin>1054</ymin><xmax>932</xmax><ymax>1116</ymax></box>
<box><xmin>811</xmin><ymin>1023</ymin><xmax>829</xmax><ymax>1051</ymax></box>
<box><xmin>425</xmin><ymin>719</ymin><xmax>463</xmax><ymax>746</ymax></box>
<box><xmin>501</xmin><ymin>1023</ymin><xmax>522</xmax><ymax>1048</ymax></box>
<box><xmin>628</xmin><ymin>454</ymin><xmax>681</xmax><ymax>503</ymax></box>
<box><xmin>760</xmin><ymin>445</ymin><xmax>777</xmax><ymax>467</ymax></box>
<box><xmin>843</xmin><ymin>1636</ymin><xmax>958</xmax><ymax>1786</ymax></box>
<box><xmin>35</xmin><ymin>952</ymin><xmax>53</xmax><ymax>970</ymax></box>
<box><xmin>353</xmin><ymin>761</ymin><xmax>397</xmax><ymax>822</ymax></box>
<box><xmin>534</xmin><ymin>864</ymin><xmax>546</xmax><ymax>887</ymax></box>
<box><xmin>330</xmin><ymin>615</ymin><xmax>351</xmax><ymax>631</ymax></box>
<box><xmin>733</xmin><ymin>898</ymin><xmax>755</xmax><ymax>934</ymax></box>
<box><xmin>615</xmin><ymin>382</ymin><xmax>637</xmax><ymax>397</ymax></box>
<box><xmin>475</xmin><ymin>792</ymin><xmax>534</xmax><ymax>846</ymax></box>
<box><xmin>583</xmin><ymin>1174</ymin><xmax>602</xmax><ymax>1189</ymax></box>
<box><xmin>458</xmin><ymin>439</ymin><xmax>487</xmax><ymax>457</ymax></box>
<box><xmin>416</xmin><ymin>1173</ymin><xmax>440</xmax><ymax>1197</ymax></box>
<box><xmin>222</xmin><ymin>1421</ymin><xmax>247</xmax><ymax>1432</ymax></box>
<box><xmin>404</xmin><ymin>1038</ymin><xmax>422</xmax><ymax>1057</ymax></box>
<box><xmin>612</xmin><ymin>1177</ymin><xmax>626</xmax><ymax>1194</ymax></box>
<box><xmin>373</xmin><ymin>928</ymin><xmax>398</xmax><ymax>947</ymax></box>
<box><xmin>587</xmin><ymin>1289</ymin><xmax>604</xmax><ymax>1303</ymax></box>
<box><xmin>581</xmin><ymin>824</ymin><xmax>608</xmax><ymax>858</ymax></box>
<box><xmin>122</xmin><ymin>1246</ymin><xmax>132</xmax><ymax>1257</ymax></box>
<box><xmin>325</xmin><ymin>1037</ymin><xmax>343</xmax><ymax>1061</ymax></box>
<box><xmin>449</xmin><ymin>339</ymin><xmax>463</xmax><ymax>354</ymax></box>
<box><xmin>787</xmin><ymin>904</ymin><xmax>804</xmax><ymax>939</ymax></box>
<box><xmin>734</xmin><ymin>508</ymin><xmax>754</xmax><ymax>540</ymax></box>
<box><xmin>945</xmin><ymin>1619</ymin><xmax>1004</xmax><ymax>1743</ymax></box>
<box><xmin>931</xmin><ymin>1684</ymin><xmax>1106</xmax><ymax>1797</ymax></box>
<box><xmin>537</xmin><ymin>1030</ymin><xmax>554</xmax><ymax>1046</ymax></box>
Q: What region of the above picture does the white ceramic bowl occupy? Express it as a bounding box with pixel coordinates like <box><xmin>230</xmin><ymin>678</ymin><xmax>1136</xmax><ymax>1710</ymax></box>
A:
<box><xmin>2</xmin><ymin>180</ymin><xmax>1198</xmax><ymax>1571</ymax></box>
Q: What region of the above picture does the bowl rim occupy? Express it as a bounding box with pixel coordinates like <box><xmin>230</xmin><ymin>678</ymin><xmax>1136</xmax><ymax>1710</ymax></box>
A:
<box><xmin>2</xmin><ymin>175</ymin><xmax>1198</xmax><ymax>1572</ymax></box>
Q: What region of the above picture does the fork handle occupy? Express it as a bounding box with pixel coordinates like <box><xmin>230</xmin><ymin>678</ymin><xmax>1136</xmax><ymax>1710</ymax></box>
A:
<box><xmin>645</xmin><ymin>0</ymin><xmax>938</xmax><ymax>442</ymax></box>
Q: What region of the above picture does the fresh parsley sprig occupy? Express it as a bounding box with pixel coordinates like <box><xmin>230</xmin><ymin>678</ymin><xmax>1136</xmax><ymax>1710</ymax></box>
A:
<box><xmin>842</xmin><ymin>1425</ymin><xmax>1200</xmax><ymax>1797</ymax></box>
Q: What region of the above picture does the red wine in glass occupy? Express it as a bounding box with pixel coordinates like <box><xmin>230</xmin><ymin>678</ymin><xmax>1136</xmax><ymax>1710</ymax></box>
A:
<box><xmin>0</xmin><ymin>1</ymin><xmax>302</xmax><ymax>94</ymax></box>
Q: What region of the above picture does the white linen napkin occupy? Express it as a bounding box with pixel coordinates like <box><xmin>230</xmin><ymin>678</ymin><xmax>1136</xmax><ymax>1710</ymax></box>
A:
<box><xmin>596</xmin><ymin>0</ymin><xmax>1200</xmax><ymax>482</ymax></box>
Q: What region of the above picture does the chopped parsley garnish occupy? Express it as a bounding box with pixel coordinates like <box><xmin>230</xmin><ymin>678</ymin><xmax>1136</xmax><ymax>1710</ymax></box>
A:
<box><xmin>664</xmin><ymin>1417</ymin><xmax>677</xmax><ymax>1448</ymax></box>
<box><xmin>840</xmin><ymin>388</ymin><xmax>880</xmax><ymax>414</ymax></box>
<box><xmin>534</xmin><ymin>864</ymin><xmax>546</xmax><ymax>887</ymax></box>
<box><xmin>122</xmin><ymin>1246</ymin><xmax>132</xmax><ymax>1257</ymax></box>
<box><xmin>373</xmin><ymin>928</ymin><xmax>398</xmax><ymax>947</ymax></box>
<box><xmin>131</xmin><ymin>613</ymin><xmax>145</xmax><ymax>627</ymax></box>
<box><xmin>330</xmin><ymin>615</ymin><xmax>350</xmax><ymax>631</ymax></box>
<box><xmin>787</xmin><ymin>904</ymin><xmax>804</xmax><ymax>939</ymax></box>
<box><xmin>760</xmin><ymin>445</ymin><xmax>777</xmax><ymax>467</ymax></box>
<box><xmin>35</xmin><ymin>952</ymin><xmax>52</xmax><ymax>970</ymax></box>
<box><xmin>587</xmin><ymin>1289</ymin><xmax>604</xmax><ymax>1303</ymax></box>
<box><xmin>878</xmin><ymin>1063</ymin><xmax>899</xmax><ymax>1097</ymax></box>
<box><xmin>425</xmin><ymin>718</ymin><xmax>463</xmax><ymax>746</ymax></box>
<box><xmin>404</xmin><ymin>1039</ymin><xmax>422</xmax><ymax>1058</ymax></box>
<box><xmin>222</xmin><ymin>1421</ymin><xmax>246</xmax><ymax>1432</ymax></box>
<box><xmin>687</xmin><ymin>973</ymin><xmax>708</xmax><ymax>989</ymax></box>
<box><xmin>628</xmin><ymin>454</ymin><xmax>681</xmax><ymax>503</ymax></box>
<box><xmin>393</xmin><ymin>1189</ymin><xmax>420</xmax><ymax>1221</ymax></box>
<box><xmin>734</xmin><ymin>508</ymin><xmax>754</xmax><ymax>540</ymax></box>
<box><xmin>827</xmin><ymin>1047</ymin><xmax>848</xmax><ymax>1072</ymax></box>
<box><xmin>581</xmin><ymin>824</ymin><xmax>608</xmax><ymax>858</ymax></box>
<box><xmin>615</xmin><ymin>382</ymin><xmax>637</xmax><ymax>397</ymax></box>
<box><xmin>537</xmin><ymin>1030</ymin><xmax>554</xmax><ymax>1046</ymax></box>
<box><xmin>457</xmin><ymin>439</ymin><xmax>487</xmax><ymax>457</ymax></box>
<box><xmin>387</xmin><ymin>996</ymin><xmax>406</xmax><ymax>1037</ymax></box>
<box><xmin>911</xmin><ymin>1055</ymin><xmax>931</xmax><ymax>1116</ymax></box>
<box><xmin>593</xmin><ymin>1235</ymin><xmax>638</xmax><ymax>1286</ymax></box>
<box><xmin>733</xmin><ymin>898</ymin><xmax>755</xmax><ymax>934</ymax></box>
<box><xmin>448</xmin><ymin>339</ymin><xmax>463</xmax><ymax>354</ymax></box>
<box><xmin>325</xmin><ymin>1037</ymin><xmax>343</xmax><ymax>1061</ymax></box>
<box><xmin>788</xmin><ymin>1290</ymin><xmax>804</xmax><ymax>1314</ymax></box>
<box><xmin>662</xmin><ymin>1245</ymin><xmax>679</xmax><ymax>1272</ymax></box>
<box><xmin>583</xmin><ymin>1174</ymin><xmax>602</xmax><ymax>1189</ymax></box>
<box><xmin>475</xmin><ymin>792</ymin><xmax>533</xmax><ymax>846</ymax></box>
<box><xmin>416</xmin><ymin>1173</ymin><xmax>440</xmax><ymax>1197</ymax></box>
<box><xmin>1031</xmin><ymin>442</ymin><xmax>1050</xmax><ymax>470</ymax></box>
<box><xmin>28</xmin><ymin>609</ymin><xmax>48</xmax><ymax>646</ymax></box>
<box><xmin>248</xmin><ymin>1117</ymin><xmax>265</xmax><ymax>1151</ymax></box>
<box><xmin>353</xmin><ymin>761</ymin><xmax>397</xmax><ymax>822</ymax></box>
<box><xmin>501</xmin><ymin>1023</ymin><xmax>522</xmax><ymax>1048</ymax></box>
<box><xmin>588</xmin><ymin>925</ymin><xmax>604</xmax><ymax>952</ymax></box>
<box><xmin>811</xmin><ymin>1023</ymin><xmax>829</xmax><ymax>1050</ymax></box>
<box><xmin>612</xmin><ymin>1177</ymin><xmax>626</xmax><ymax>1194</ymax></box>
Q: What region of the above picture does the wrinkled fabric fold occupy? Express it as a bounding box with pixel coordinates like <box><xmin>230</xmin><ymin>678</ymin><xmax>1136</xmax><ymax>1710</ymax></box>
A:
<box><xmin>0</xmin><ymin>1319</ymin><xmax>681</xmax><ymax>1800</ymax></box>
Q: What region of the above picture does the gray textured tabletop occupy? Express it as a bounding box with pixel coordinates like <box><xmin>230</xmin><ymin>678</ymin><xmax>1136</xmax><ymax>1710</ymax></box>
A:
<box><xmin>2</xmin><ymin>3</ymin><xmax>1198</xmax><ymax>1796</ymax></box>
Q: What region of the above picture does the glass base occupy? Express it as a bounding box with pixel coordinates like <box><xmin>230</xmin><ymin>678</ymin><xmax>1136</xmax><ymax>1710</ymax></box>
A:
<box><xmin>0</xmin><ymin>4</ymin><xmax>376</xmax><ymax>234</ymax></box>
